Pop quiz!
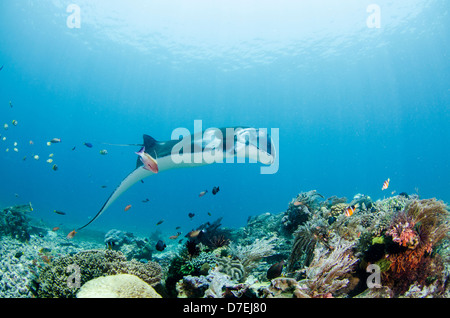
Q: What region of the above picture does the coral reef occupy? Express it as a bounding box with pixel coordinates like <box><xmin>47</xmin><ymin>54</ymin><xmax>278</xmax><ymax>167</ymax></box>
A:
<box><xmin>1</xmin><ymin>191</ymin><xmax>449</xmax><ymax>299</ymax></box>
<box><xmin>33</xmin><ymin>249</ymin><xmax>162</xmax><ymax>298</ymax></box>
<box><xmin>228</xmin><ymin>235</ymin><xmax>278</xmax><ymax>273</ymax></box>
<box><xmin>281</xmin><ymin>190</ymin><xmax>324</xmax><ymax>234</ymax></box>
<box><xmin>0</xmin><ymin>205</ymin><xmax>32</xmax><ymax>242</ymax></box>
<box><xmin>300</xmin><ymin>242</ymin><xmax>358</xmax><ymax>297</ymax></box>
<box><xmin>104</xmin><ymin>229</ymin><xmax>153</xmax><ymax>261</ymax></box>
<box><xmin>77</xmin><ymin>274</ymin><xmax>162</xmax><ymax>298</ymax></box>
<box><xmin>381</xmin><ymin>199</ymin><xmax>450</xmax><ymax>295</ymax></box>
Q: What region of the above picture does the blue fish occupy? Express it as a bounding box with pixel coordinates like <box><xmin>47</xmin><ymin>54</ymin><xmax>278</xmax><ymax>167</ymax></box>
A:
<box><xmin>83</xmin><ymin>142</ymin><xmax>93</xmax><ymax>148</ymax></box>
<box><xmin>155</xmin><ymin>239</ymin><xmax>166</xmax><ymax>251</ymax></box>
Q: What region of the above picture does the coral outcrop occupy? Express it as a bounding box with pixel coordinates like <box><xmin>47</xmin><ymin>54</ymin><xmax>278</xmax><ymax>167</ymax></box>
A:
<box><xmin>0</xmin><ymin>205</ymin><xmax>32</xmax><ymax>242</ymax></box>
<box><xmin>33</xmin><ymin>249</ymin><xmax>162</xmax><ymax>298</ymax></box>
<box><xmin>77</xmin><ymin>274</ymin><xmax>162</xmax><ymax>298</ymax></box>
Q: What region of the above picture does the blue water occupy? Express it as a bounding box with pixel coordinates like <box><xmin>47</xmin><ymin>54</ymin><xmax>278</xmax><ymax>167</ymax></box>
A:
<box><xmin>0</xmin><ymin>0</ymin><xmax>449</xmax><ymax>237</ymax></box>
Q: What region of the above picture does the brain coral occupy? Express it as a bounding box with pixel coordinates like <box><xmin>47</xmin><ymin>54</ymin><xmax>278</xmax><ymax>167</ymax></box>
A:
<box><xmin>77</xmin><ymin>274</ymin><xmax>162</xmax><ymax>298</ymax></box>
<box><xmin>34</xmin><ymin>249</ymin><xmax>162</xmax><ymax>298</ymax></box>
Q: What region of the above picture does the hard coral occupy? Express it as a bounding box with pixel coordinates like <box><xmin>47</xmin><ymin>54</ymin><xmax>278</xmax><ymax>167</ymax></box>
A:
<box><xmin>77</xmin><ymin>274</ymin><xmax>162</xmax><ymax>298</ymax></box>
<box><xmin>34</xmin><ymin>249</ymin><xmax>162</xmax><ymax>298</ymax></box>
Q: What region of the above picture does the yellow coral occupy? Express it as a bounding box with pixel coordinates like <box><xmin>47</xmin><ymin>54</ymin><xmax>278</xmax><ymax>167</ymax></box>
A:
<box><xmin>77</xmin><ymin>274</ymin><xmax>162</xmax><ymax>298</ymax></box>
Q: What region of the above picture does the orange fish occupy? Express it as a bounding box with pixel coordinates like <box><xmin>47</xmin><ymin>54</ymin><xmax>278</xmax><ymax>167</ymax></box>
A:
<box><xmin>41</xmin><ymin>255</ymin><xmax>51</xmax><ymax>264</ymax></box>
<box><xmin>382</xmin><ymin>178</ymin><xmax>390</xmax><ymax>190</ymax></box>
<box><xmin>169</xmin><ymin>232</ymin><xmax>181</xmax><ymax>240</ymax></box>
<box><xmin>66</xmin><ymin>230</ymin><xmax>77</xmax><ymax>239</ymax></box>
<box><xmin>344</xmin><ymin>204</ymin><xmax>358</xmax><ymax>217</ymax></box>
<box><xmin>124</xmin><ymin>204</ymin><xmax>132</xmax><ymax>211</ymax></box>
<box><xmin>135</xmin><ymin>147</ymin><xmax>158</xmax><ymax>173</ymax></box>
<box><xmin>293</xmin><ymin>201</ymin><xmax>303</xmax><ymax>206</ymax></box>
<box><xmin>52</xmin><ymin>227</ymin><xmax>60</xmax><ymax>231</ymax></box>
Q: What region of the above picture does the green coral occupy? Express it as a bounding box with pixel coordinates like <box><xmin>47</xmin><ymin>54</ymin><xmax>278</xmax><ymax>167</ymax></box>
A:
<box><xmin>375</xmin><ymin>258</ymin><xmax>391</xmax><ymax>272</ymax></box>
<box><xmin>180</xmin><ymin>261</ymin><xmax>195</xmax><ymax>275</ymax></box>
<box><xmin>372</xmin><ymin>236</ymin><xmax>385</xmax><ymax>245</ymax></box>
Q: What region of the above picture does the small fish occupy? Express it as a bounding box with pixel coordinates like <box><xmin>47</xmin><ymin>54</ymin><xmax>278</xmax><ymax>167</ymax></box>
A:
<box><xmin>52</xmin><ymin>227</ymin><xmax>60</xmax><ymax>231</ymax></box>
<box><xmin>101</xmin><ymin>185</ymin><xmax>108</xmax><ymax>188</ymax></box>
<box><xmin>267</xmin><ymin>260</ymin><xmax>285</xmax><ymax>280</ymax></box>
<box><xmin>0</xmin><ymin>65</ymin><xmax>3</xmax><ymax>71</ymax></box>
<box><xmin>41</xmin><ymin>255</ymin><xmax>51</xmax><ymax>264</ymax></box>
<box><xmin>12</xmin><ymin>120</ymin><xmax>18</xmax><ymax>126</ymax></box>
<box><xmin>199</xmin><ymin>190</ymin><xmax>208</xmax><ymax>197</ymax></box>
<box><xmin>2</xmin><ymin>136</ymin><xmax>6</xmax><ymax>141</ymax></box>
<box><xmin>382</xmin><ymin>178</ymin><xmax>390</xmax><ymax>190</ymax></box>
<box><xmin>66</xmin><ymin>230</ymin><xmax>77</xmax><ymax>239</ymax></box>
<box><xmin>52</xmin><ymin>164</ymin><xmax>58</xmax><ymax>171</ymax></box>
<box><xmin>9</xmin><ymin>101</ymin><xmax>12</xmax><ymax>108</ymax></box>
<box><xmin>142</xmin><ymin>198</ymin><xmax>150</xmax><ymax>203</ymax></box>
<box><xmin>49</xmin><ymin>153</ymin><xmax>54</xmax><ymax>157</ymax></box>
<box><xmin>83</xmin><ymin>142</ymin><xmax>93</xmax><ymax>148</ymax></box>
<box><xmin>99</xmin><ymin>149</ymin><xmax>108</xmax><ymax>155</ymax></box>
<box><xmin>22</xmin><ymin>155</ymin><xmax>26</xmax><ymax>160</ymax></box>
<box><xmin>212</xmin><ymin>186</ymin><xmax>220</xmax><ymax>195</ymax></box>
<box><xmin>124</xmin><ymin>204</ymin><xmax>132</xmax><ymax>211</ymax></box>
<box><xmin>391</xmin><ymin>190</ymin><xmax>396</xmax><ymax>195</ymax></box>
<box><xmin>293</xmin><ymin>201</ymin><xmax>303</xmax><ymax>206</ymax></box>
<box><xmin>72</xmin><ymin>146</ymin><xmax>76</xmax><ymax>151</ymax></box>
<box><xmin>54</xmin><ymin>210</ymin><xmax>66</xmax><ymax>215</ymax></box>
<box><xmin>13</xmin><ymin>148</ymin><xmax>18</xmax><ymax>152</ymax></box>
<box><xmin>155</xmin><ymin>239</ymin><xmax>166</xmax><ymax>251</ymax></box>
<box><xmin>33</xmin><ymin>155</ymin><xmax>39</xmax><ymax>160</ymax></box>
<box><xmin>47</xmin><ymin>142</ymin><xmax>52</xmax><ymax>146</ymax></box>
<box><xmin>29</xmin><ymin>202</ymin><xmax>33</xmax><ymax>211</ymax></box>
<box><xmin>13</xmin><ymin>142</ymin><xmax>17</xmax><ymax>146</ymax></box>
<box><xmin>156</xmin><ymin>219</ymin><xmax>164</xmax><ymax>226</ymax></box>
<box><xmin>46</xmin><ymin>159</ymin><xmax>53</xmax><ymax>163</ymax></box>
<box><xmin>106</xmin><ymin>242</ymin><xmax>116</xmax><ymax>250</ymax></box>
<box><xmin>3</xmin><ymin>123</ymin><xmax>8</xmax><ymax>130</ymax></box>
<box><xmin>29</xmin><ymin>140</ymin><xmax>34</xmax><ymax>145</ymax></box>
<box><xmin>344</xmin><ymin>204</ymin><xmax>359</xmax><ymax>217</ymax></box>
<box><xmin>188</xmin><ymin>212</ymin><xmax>195</xmax><ymax>219</ymax></box>
<box><xmin>135</xmin><ymin>146</ymin><xmax>158</xmax><ymax>173</ymax></box>
<box><xmin>186</xmin><ymin>229</ymin><xmax>203</xmax><ymax>238</ymax></box>
<box><xmin>207</xmin><ymin>212</ymin><xmax>212</xmax><ymax>216</ymax></box>
<box><xmin>175</xmin><ymin>226</ymin><xmax>181</xmax><ymax>230</ymax></box>
<box><xmin>50</xmin><ymin>138</ymin><xmax>61</xmax><ymax>144</ymax></box>
<box><xmin>169</xmin><ymin>232</ymin><xmax>181</xmax><ymax>240</ymax></box>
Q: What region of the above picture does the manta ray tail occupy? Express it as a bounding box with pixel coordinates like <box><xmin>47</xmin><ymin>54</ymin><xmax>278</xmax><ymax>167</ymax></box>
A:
<box><xmin>77</xmin><ymin>135</ymin><xmax>158</xmax><ymax>231</ymax></box>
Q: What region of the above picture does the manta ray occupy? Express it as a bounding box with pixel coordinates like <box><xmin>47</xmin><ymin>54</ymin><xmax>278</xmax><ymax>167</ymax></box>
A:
<box><xmin>77</xmin><ymin>126</ymin><xmax>277</xmax><ymax>230</ymax></box>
